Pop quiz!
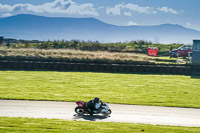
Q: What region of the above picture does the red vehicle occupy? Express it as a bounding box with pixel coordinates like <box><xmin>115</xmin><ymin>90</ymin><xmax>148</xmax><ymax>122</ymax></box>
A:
<box><xmin>74</xmin><ymin>100</ymin><xmax>111</xmax><ymax>116</ymax></box>
<box><xmin>148</xmin><ymin>47</ymin><xmax>158</xmax><ymax>56</ymax></box>
<box><xmin>172</xmin><ymin>45</ymin><xmax>192</xmax><ymax>57</ymax></box>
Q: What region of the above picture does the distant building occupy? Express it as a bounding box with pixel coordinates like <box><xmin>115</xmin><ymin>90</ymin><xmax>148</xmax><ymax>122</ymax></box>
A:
<box><xmin>0</xmin><ymin>36</ymin><xmax>3</xmax><ymax>45</ymax></box>
<box><xmin>192</xmin><ymin>40</ymin><xmax>200</xmax><ymax>64</ymax></box>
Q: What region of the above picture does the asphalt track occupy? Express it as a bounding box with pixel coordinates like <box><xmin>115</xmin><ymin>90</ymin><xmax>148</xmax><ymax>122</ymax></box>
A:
<box><xmin>0</xmin><ymin>100</ymin><xmax>200</xmax><ymax>127</ymax></box>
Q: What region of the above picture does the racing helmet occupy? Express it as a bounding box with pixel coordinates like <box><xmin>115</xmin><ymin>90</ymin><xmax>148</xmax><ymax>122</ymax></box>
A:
<box><xmin>93</xmin><ymin>97</ymin><xmax>100</xmax><ymax>103</ymax></box>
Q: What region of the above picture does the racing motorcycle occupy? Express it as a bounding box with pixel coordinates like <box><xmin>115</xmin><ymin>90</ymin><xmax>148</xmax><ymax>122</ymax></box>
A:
<box><xmin>74</xmin><ymin>101</ymin><xmax>112</xmax><ymax>116</ymax></box>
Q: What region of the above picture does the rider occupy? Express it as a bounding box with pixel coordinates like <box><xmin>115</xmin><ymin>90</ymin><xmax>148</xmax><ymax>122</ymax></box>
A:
<box><xmin>86</xmin><ymin>97</ymin><xmax>103</xmax><ymax>116</ymax></box>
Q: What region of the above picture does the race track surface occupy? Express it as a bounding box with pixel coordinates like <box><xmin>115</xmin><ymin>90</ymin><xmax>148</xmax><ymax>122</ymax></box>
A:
<box><xmin>0</xmin><ymin>100</ymin><xmax>200</xmax><ymax>127</ymax></box>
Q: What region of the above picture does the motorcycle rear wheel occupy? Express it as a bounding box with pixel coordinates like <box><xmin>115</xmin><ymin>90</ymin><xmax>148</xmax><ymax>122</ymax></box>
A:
<box><xmin>75</xmin><ymin>106</ymin><xmax>85</xmax><ymax>115</ymax></box>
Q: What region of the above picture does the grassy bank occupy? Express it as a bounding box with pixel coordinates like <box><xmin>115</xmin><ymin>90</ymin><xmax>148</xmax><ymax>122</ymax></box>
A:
<box><xmin>0</xmin><ymin>71</ymin><xmax>200</xmax><ymax>108</ymax></box>
<box><xmin>0</xmin><ymin>48</ymin><xmax>178</xmax><ymax>64</ymax></box>
<box><xmin>0</xmin><ymin>117</ymin><xmax>199</xmax><ymax>133</ymax></box>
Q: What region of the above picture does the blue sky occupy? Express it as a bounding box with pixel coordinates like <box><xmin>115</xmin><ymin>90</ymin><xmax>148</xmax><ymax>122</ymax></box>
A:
<box><xmin>0</xmin><ymin>0</ymin><xmax>200</xmax><ymax>31</ymax></box>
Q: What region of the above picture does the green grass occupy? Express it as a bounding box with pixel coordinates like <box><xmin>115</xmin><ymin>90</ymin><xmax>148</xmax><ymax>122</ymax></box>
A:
<box><xmin>0</xmin><ymin>117</ymin><xmax>199</xmax><ymax>133</ymax></box>
<box><xmin>0</xmin><ymin>71</ymin><xmax>200</xmax><ymax>108</ymax></box>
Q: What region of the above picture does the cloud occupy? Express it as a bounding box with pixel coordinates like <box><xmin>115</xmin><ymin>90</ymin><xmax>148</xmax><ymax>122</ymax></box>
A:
<box><xmin>0</xmin><ymin>1</ymin><xmax>181</xmax><ymax>17</ymax></box>
<box><xmin>98</xmin><ymin>6</ymin><xmax>104</xmax><ymax>9</ymax></box>
<box><xmin>0</xmin><ymin>0</ymin><xmax>99</xmax><ymax>16</ymax></box>
<box><xmin>106</xmin><ymin>4</ymin><xmax>122</xmax><ymax>15</ymax></box>
<box><xmin>0</xmin><ymin>3</ymin><xmax>13</xmax><ymax>11</ymax></box>
<box><xmin>124</xmin><ymin>11</ymin><xmax>132</xmax><ymax>16</ymax></box>
<box><xmin>157</xmin><ymin>7</ymin><xmax>178</xmax><ymax>14</ymax></box>
<box><xmin>122</xmin><ymin>3</ymin><xmax>157</xmax><ymax>14</ymax></box>
<box><xmin>1</xmin><ymin>13</ymin><xmax>12</xmax><ymax>17</ymax></box>
<box><xmin>127</xmin><ymin>21</ymin><xmax>138</xmax><ymax>26</ymax></box>
<box><xmin>186</xmin><ymin>22</ymin><xmax>191</xmax><ymax>26</ymax></box>
<box><xmin>106</xmin><ymin>3</ymin><xmax>157</xmax><ymax>16</ymax></box>
<box><xmin>106</xmin><ymin>3</ymin><xmax>181</xmax><ymax>16</ymax></box>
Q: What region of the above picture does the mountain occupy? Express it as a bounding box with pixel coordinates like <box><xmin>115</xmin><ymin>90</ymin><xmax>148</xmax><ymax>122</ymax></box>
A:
<box><xmin>0</xmin><ymin>14</ymin><xmax>200</xmax><ymax>44</ymax></box>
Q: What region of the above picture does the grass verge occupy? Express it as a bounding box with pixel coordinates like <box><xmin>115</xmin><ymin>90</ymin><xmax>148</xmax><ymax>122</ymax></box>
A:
<box><xmin>0</xmin><ymin>48</ymin><xmax>177</xmax><ymax>64</ymax></box>
<box><xmin>0</xmin><ymin>71</ymin><xmax>200</xmax><ymax>108</ymax></box>
<box><xmin>0</xmin><ymin>117</ymin><xmax>199</xmax><ymax>133</ymax></box>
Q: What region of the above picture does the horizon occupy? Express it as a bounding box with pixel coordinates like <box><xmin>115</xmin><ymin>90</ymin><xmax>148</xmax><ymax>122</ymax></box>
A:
<box><xmin>0</xmin><ymin>0</ymin><xmax>200</xmax><ymax>31</ymax></box>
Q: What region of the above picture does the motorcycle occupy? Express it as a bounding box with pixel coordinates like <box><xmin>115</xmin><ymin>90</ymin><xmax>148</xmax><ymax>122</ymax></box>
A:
<box><xmin>75</xmin><ymin>101</ymin><xmax>112</xmax><ymax>116</ymax></box>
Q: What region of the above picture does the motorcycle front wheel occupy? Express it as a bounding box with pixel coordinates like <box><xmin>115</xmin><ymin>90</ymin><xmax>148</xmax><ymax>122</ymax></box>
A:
<box><xmin>107</xmin><ymin>109</ymin><xmax>112</xmax><ymax>114</ymax></box>
<box><xmin>102</xmin><ymin>109</ymin><xmax>112</xmax><ymax>116</ymax></box>
<box><xmin>75</xmin><ymin>106</ymin><xmax>85</xmax><ymax>115</ymax></box>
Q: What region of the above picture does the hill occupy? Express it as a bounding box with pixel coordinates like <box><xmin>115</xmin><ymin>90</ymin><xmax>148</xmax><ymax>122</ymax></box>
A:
<box><xmin>0</xmin><ymin>14</ymin><xmax>200</xmax><ymax>44</ymax></box>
